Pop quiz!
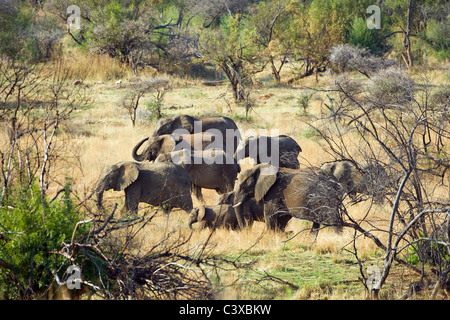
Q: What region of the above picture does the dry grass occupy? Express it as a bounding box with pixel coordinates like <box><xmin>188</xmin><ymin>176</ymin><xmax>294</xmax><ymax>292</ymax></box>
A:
<box><xmin>43</xmin><ymin>63</ymin><xmax>448</xmax><ymax>300</ymax></box>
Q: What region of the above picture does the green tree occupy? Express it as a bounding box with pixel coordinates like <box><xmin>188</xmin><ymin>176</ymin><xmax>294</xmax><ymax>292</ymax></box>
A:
<box><xmin>348</xmin><ymin>16</ymin><xmax>385</xmax><ymax>53</ymax></box>
<box><xmin>0</xmin><ymin>0</ymin><xmax>63</xmax><ymax>62</ymax></box>
<box><xmin>285</xmin><ymin>0</ymin><xmax>347</xmax><ymax>81</ymax></box>
<box><xmin>246</xmin><ymin>0</ymin><xmax>290</xmax><ymax>82</ymax></box>
<box><xmin>199</xmin><ymin>14</ymin><xmax>257</xmax><ymax>102</ymax></box>
<box><xmin>384</xmin><ymin>0</ymin><xmax>449</xmax><ymax>67</ymax></box>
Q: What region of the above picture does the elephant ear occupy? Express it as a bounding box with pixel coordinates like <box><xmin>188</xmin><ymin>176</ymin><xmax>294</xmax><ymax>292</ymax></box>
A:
<box><xmin>197</xmin><ymin>206</ymin><xmax>206</xmax><ymax>221</ymax></box>
<box><xmin>117</xmin><ymin>162</ymin><xmax>139</xmax><ymax>191</ymax></box>
<box><xmin>254</xmin><ymin>167</ymin><xmax>277</xmax><ymax>202</ymax></box>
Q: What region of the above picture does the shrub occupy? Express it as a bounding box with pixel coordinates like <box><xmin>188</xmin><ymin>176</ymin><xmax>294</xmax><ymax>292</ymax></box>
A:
<box><xmin>368</xmin><ymin>67</ymin><xmax>415</xmax><ymax>106</ymax></box>
<box><xmin>0</xmin><ymin>181</ymin><xmax>88</xmax><ymax>299</ymax></box>
<box><xmin>348</xmin><ymin>17</ymin><xmax>383</xmax><ymax>53</ymax></box>
<box><xmin>420</xmin><ymin>20</ymin><xmax>450</xmax><ymax>61</ymax></box>
<box><xmin>329</xmin><ymin>44</ymin><xmax>396</xmax><ymax>78</ymax></box>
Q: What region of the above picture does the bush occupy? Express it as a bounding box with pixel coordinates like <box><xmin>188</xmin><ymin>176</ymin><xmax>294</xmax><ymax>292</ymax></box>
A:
<box><xmin>420</xmin><ymin>20</ymin><xmax>450</xmax><ymax>61</ymax></box>
<box><xmin>329</xmin><ymin>44</ymin><xmax>396</xmax><ymax>78</ymax></box>
<box><xmin>348</xmin><ymin>17</ymin><xmax>383</xmax><ymax>53</ymax></box>
<box><xmin>368</xmin><ymin>67</ymin><xmax>415</xmax><ymax>106</ymax></box>
<box><xmin>0</xmin><ymin>181</ymin><xmax>88</xmax><ymax>299</ymax></box>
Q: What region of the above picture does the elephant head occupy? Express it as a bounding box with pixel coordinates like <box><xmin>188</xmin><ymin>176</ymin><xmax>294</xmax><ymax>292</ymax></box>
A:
<box><xmin>95</xmin><ymin>162</ymin><xmax>140</xmax><ymax>210</ymax></box>
<box><xmin>188</xmin><ymin>206</ymin><xmax>208</xmax><ymax>229</ymax></box>
<box><xmin>320</xmin><ymin>160</ymin><xmax>388</xmax><ymax>201</ymax></box>
<box><xmin>320</xmin><ymin>161</ymin><xmax>358</xmax><ymax>192</ymax></box>
<box><xmin>132</xmin><ymin>135</ymin><xmax>175</xmax><ymax>162</ymax></box>
<box><xmin>152</xmin><ymin>115</ymin><xmax>196</xmax><ymax>137</ymax></box>
<box><xmin>233</xmin><ymin>164</ymin><xmax>277</xmax><ymax>227</ymax></box>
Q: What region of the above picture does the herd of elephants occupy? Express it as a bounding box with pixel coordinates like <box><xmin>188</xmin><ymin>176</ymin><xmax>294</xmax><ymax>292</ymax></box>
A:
<box><xmin>95</xmin><ymin>114</ymin><xmax>387</xmax><ymax>232</ymax></box>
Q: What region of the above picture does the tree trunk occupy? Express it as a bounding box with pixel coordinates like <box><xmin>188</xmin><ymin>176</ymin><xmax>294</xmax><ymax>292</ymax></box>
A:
<box><xmin>402</xmin><ymin>0</ymin><xmax>416</xmax><ymax>69</ymax></box>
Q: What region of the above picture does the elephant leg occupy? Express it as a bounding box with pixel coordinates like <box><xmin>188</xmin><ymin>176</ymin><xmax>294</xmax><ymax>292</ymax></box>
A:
<box><xmin>124</xmin><ymin>191</ymin><xmax>140</xmax><ymax>215</ymax></box>
<box><xmin>277</xmin><ymin>214</ymin><xmax>292</xmax><ymax>232</ymax></box>
<box><xmin>264</xmin><ymin>203</ymin><xmax>278</xmax><ymax>230</ymax></box>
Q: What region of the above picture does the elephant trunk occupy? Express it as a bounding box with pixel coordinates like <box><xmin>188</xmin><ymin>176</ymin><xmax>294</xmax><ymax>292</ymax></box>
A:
<box><xmin>96</xmin><ymin>190</ymin><xmax>104</xmax><ymax>211</ymax></box>
<box><xmin>188</xmin><ymin>212</ymin><xmax>197</xmax><ymax>229</ymax></box>
<box><xmin>132</xmin><ymin>137</ymin><xmax>149</xmax><ymax>162</ymax></box>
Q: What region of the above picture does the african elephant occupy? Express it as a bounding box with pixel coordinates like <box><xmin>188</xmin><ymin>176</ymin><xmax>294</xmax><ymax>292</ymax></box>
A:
<box><xmin>152</xmin><ymin>115</ymin><xmax>241</xmax><ymax>153</ymax></box>
<box><xmin>217</xmin><ymin>191</ymin><xmax>264</xmax><ymax>225</ymax></box>
<box><xmin>234</xmin><ymin>135</ymin><xmax>302</xmax><ymax>169</ymax></box>
<box><xmin>132</xmin><ymin>132</ymin><xmax>222</xmax><ymax>162</ymax></box>
<box><xmin>155</xmin><ymin>149</ymin><xmax>240</xmax><ymax>201</ymax></box>
<box><xmin>95</xmin><ymin>161</ymin><xmax>193</xmax><ymax>214</ymax></box>
<box><xmin>188</xmin><ymin>204</ymin><xmax>252</xmax><ymax>230</ymax></box>
<box><xmin>320</xmin><ymin>160</ymin><xmax>388</xmax><ymax>201</ymax></box>
<box><xmin>232</xmin><ymin>163</ymin><xmax>344</xmax><ymax>232</ymax></box>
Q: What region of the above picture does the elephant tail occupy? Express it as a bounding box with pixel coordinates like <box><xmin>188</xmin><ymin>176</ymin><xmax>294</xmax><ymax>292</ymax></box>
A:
<box><xmin>132</xmin><ymin>137</ymin><xmax>149</xmax><ymax>161</ymax></box>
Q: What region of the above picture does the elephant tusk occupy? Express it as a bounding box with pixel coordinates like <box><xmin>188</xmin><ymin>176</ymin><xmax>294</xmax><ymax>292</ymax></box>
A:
<box><xmin>233</xmin><ymin>201</ymin><xmax>242</xmax><ymax>208</ymax></box>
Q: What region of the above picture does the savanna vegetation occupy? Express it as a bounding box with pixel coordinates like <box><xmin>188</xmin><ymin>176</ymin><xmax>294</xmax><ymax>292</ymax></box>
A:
<box><xmin>0</xmin><ymin>0</ymin><xmax>449</xmax><ymax>300</ymax></box>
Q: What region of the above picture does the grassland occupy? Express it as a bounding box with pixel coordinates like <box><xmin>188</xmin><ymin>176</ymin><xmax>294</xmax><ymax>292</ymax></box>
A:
<box><xmin>54</xmin><ymin>57</ymin><xmax>449</xmax><ymax>300</ymax></box>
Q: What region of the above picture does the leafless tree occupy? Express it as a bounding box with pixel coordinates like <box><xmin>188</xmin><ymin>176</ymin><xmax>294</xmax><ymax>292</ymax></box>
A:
<box><xmin>119</xmin><ymin>78</ymin><xmax>169</xmax><ymax>127</ymax></box>
<box><xmin>0</xmin><ymin>53</ymin><xmax>90</xmax><ymax>208</ymax></box>
<box><xmin>308</xmin><ymin>66</ymin><xmax>450</xmax><ymax>299</ymax></box>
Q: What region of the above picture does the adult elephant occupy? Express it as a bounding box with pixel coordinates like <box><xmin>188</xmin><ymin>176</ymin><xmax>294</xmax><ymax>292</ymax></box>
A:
<box><xmin>152</xmin><ymin>115</ymin><xmax>241</xmax><ymax>152</ymax></box>
<box><xmin>320</xmin><ymin>160</ymin><xmax>388</xmax><ymax>202</ymax></box>
<box><xmin>155</xmin><ymin>149</ymin><xmax>240</xmax><ymax>201</ymax></box>
<box><xmin>232</xmin><ymin>164</ymin><xmax>344</xmax><ymax>232</ymax></box>
<box><xmin>95</xmin><ymin>161</ymin><xmax>193</xmax><ymax>214</ymax></box>
<box><xmin>234</xmin><ymin>135</ymin><xmax>302</xmax><ymax>169</ymax></box>
<box><xmin>132</xmin><ymin>132</ymin><xmax>220</xmax><ymax>162</ymax></box>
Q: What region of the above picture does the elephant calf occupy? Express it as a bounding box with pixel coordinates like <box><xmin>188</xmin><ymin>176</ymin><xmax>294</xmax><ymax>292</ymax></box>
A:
<box><xmin>188</xmin><ymin>204</ymin><xmax>253</xmax><ymax>230</ymax></box>
<box><xmin>95</xmin><ymin>161</ymin><xmax>193</xmax><ymax>214</ymax></box>
<box><xmin>217</xmin><ymin>191</ymin><xmax>264</xmax><ymax>224</ymax></box>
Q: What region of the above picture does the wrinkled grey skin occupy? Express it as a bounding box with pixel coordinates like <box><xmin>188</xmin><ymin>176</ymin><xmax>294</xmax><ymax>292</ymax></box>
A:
<box><xmin>232</xmin><ymin>164</ymin><xmax>344</xmax><ymax>232</ymax></box>
<box><xmin>152</xmin><ymin>114</ymin><xmax>241</xmax><ymax>153</ymax></box>
<box><xmin>95</xmin><ymin>161</ymin><xmax>193</xmax><ymax>214</ymax></box>
<box><xmin>217</xmin><ymin>191</ymin><xmax>263</xmax><ymax>225</ymax></box>
<box><xmin>234</xmin><ymin>135</ymin><xmax>302</xmax><ymax>169</ymax></box>
<box><xmin>132</xmin><ymin>132</ymin><xmax>220</xmax><ymax>162</ymax></box>
<box><xmin>188</xmin><ymin>204</ymin><xmax>251</xmax><ymax>230</ymax></box>
<box><xmin>155</xmin><ymin>149</ymin><xmax>240</xmax><ymax>201</ymax></box>
<box><xmin>320</xmin><ymin>160</ymin><xmax>388</xmax><ymax>201</ymax></box>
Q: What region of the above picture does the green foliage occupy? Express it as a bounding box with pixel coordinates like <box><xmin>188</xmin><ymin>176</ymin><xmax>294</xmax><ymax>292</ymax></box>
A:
<box><xmin>297</xmin><ymin>91</ymin><xmax>314</xmax><ymax>115</ymax></box>
<box><xmin>0</xmin><ymin>181</ymin><xmax>88</xmax><ymax>299</ymax></box>
<box><xmin>406</xmin><ymin>237</ymin><xmax>450</xmax><ymax>267</ymax></box>
<box><xmin>419</xmin><ymin>19</ymin><xmax>450</xmax><ymax>61</ymax></box>
<box><xmin>145</xmin><ymin>98</ymin><xmax>165</xmax><ymax>120</ymax></box>
<box><xmin>348</xmin><ymin>17</ymin><xmax>384</xmax><ymax>53</ymax></box>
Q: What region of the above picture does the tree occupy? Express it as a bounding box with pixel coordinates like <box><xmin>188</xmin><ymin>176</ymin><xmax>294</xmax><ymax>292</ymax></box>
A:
<box><xmin>0</xmin><ymin>0</ymin><xmax>63</xmax><ymax>62</ymax></box>
<box><xmin>199</xmin><ymin>14</ymin><xmax>257</xmax><ymax>102</ymax></box>
<box><xmin>309</xmin><ymin>65</ymin><xmax>450</xmax><ymax>299</ymax></box>
<box><xmin>119</xmin><ymin>78</ymin><xmax>169</xmax><ymax>126</ymax></box>
<box><xmin>246</xmin><ymin>0</ymin><xmax>290</xmax><ymax>82</ymax></box>
<box><xmin>0</xmin><ymin>51</ymin><xmax>91</xmax><ymax>299</ymax></box>
<box><xmin>284</xmin><ymin>0</ymin><xmax>347</xmax><ymax>81</ymax></box>
<box><xmin>383</xmin><ymin>0</ymin><xmax>449</xmax><ymax>68</ymax></box>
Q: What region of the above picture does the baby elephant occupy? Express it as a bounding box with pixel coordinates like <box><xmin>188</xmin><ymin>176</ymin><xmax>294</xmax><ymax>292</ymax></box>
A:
<box><xmin>188</xmin><ymin>205</ymin><xmax>252</xmax><ymax>230</ymax></box>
